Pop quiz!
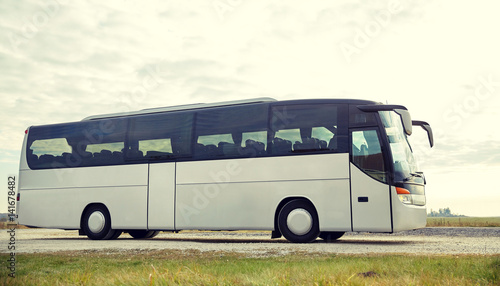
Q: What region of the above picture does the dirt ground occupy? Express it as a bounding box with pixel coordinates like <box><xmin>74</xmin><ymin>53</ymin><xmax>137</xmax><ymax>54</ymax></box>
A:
<box><xmin>3</xmin><ymin>227</ymin><xmax>499</xmax><ymax>256</ymax></box>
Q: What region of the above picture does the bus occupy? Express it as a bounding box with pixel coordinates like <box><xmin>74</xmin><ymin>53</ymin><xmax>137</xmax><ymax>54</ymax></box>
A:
<box><xmin>17</xmin><ymin>98</ymin><xmax>434</xmax><ymax>243</ymax></box>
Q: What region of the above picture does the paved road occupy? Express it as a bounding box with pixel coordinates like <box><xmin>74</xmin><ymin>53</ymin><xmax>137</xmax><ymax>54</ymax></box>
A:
<box><xmin>3</xmin><ymin>228</ymin><xmax>499</xmax><ymax>256</ymax></box>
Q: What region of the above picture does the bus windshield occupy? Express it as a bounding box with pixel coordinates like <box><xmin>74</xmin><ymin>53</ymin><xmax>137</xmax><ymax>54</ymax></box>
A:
<box><xmin>379</xmin><ymin>111</ymin><xmax>421</xmax><ymax>184</ymax></box>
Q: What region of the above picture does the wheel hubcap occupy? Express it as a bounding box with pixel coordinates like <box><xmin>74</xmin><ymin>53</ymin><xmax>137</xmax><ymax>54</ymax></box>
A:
<box><xmin>287</xmin><ymin>208</ymin><xmax>312</xmax><ymax>235</ymax></box>
<box><xmin>88</xmin><ymin>211</ymin><xmax>105</xmax><ymax>233</ymax></box>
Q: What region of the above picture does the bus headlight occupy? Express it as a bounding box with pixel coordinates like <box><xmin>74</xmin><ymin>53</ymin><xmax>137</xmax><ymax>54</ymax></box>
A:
<box><xmin>396</xmin><ymin>187</ymin><xmax>413</xmax><ymax>204</ymax></box>
<box><xmin>398</xmin><ymin>194</ymin><xmax>413</xmax><ymax>204</ymax></box>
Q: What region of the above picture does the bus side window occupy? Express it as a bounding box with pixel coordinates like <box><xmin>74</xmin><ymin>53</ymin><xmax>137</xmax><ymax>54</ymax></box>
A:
<box><xmin>270</xmin><ymin>104</ymin><xmax>348</xmax><ymax>155</ymax></box>
<box><xmin>242</xmin><ymin>131</ymin><xmax>267</xmax><ymax>156</ymax></box>
<box><xmin>28</xmin><ymin>138</ymin><xmax>72</xmax><ymax>168</ymax></box>
<box><xmin>139</xmin><ymin>138</ymin><xmax>173</xmax><ymax>159</ymax></box>
<box><xmin>194</xmin><ymin>104</ymin><xmax>269</xmax><ymax>159</ymax></box>
<box><xmin>128</xmin><ymin>112</ymin><xmax>193</xmax><ymax>161</ymax></box>
<box><xmin>351</xmin><ymin>130</ymin><xmax>387</xmax><ymax>182</ymax></box>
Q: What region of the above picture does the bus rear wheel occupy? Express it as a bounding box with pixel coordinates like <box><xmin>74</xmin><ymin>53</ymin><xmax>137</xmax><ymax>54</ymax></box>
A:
<box><xmin>82</xmin><ymin>205</ymin><xmax>117</xmax><ymax>240</ymax></box>
<box><xmin>128</xmin><ymin>230</ymin><xmax>160</xmax><ymax>239</ymax></box>
<box><xmin>278</xmin><ymin>199</ymin><xmax>320</xmax><ymax>243</ymax></box>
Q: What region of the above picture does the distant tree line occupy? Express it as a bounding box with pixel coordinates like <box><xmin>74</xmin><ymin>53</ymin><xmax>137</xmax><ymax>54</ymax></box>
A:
<box><xmin>427</xmin><ymin>207</ymin><xmax>466</xmax><ymax>217</ymax></box>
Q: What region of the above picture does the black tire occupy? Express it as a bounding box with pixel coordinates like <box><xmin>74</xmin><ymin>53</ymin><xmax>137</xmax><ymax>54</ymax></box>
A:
<box><xmin>319</xmin><ymin>231</ymin><xmax>345</xmax><ymax>241</ymax></box>
<box><xmin>278</xmin><ymin>199</ymin><xmax>320</xmax><ymax>243</ymax></box>
<box><xmin>147</xmin><ymin>231</ymin><xmax>160</xmax><ymax>238</ymax></box>
<box><xmin>82</xmin><ymin>205</ymin><xmax>116</xmax><ymax>240</ymax></box>
<box><xmin>128</xmin><ymin>230</ymin><xmax>159</xmax><ymax>239</ymax></box>
<box><xmin>109</xmin><ymin>230</ymin><xmax>123</xmax><ymax>240</ymax></box>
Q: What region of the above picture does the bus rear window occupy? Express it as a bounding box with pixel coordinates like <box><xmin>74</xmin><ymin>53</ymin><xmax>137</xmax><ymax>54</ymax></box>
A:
<box><xmin>28</xmin><ymin>138</ymin><xmax>72</xmax><ymax>169</ymax></box>
<box><xmin>26</xmin><ymin>118</ymin><xmax>128</xmax><ymax>169</ymax></box>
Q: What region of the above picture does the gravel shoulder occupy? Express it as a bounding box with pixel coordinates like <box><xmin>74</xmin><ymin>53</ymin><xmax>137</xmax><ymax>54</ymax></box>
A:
<box><xmin>3</xmin><ymin>228</ymin><xmax>499</xmax><ymax>256</ymax></box>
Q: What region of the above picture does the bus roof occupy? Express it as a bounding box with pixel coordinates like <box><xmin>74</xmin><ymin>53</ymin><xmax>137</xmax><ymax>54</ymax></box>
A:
<box><xmin>82</xmin><ymin>98</ymin><xmax>381</xmax><ymax>121</ymax></box>
<box><xmin>82</xmin><ymin>97</ymin><xmax>277</xmax><ymax>120</ymax></box>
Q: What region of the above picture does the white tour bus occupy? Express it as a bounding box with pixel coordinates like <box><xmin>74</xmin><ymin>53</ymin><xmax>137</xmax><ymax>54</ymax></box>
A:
<box><xmin>17</xmin><ymin>98</ymin><xmax>433</xmax><ymax>243</ymax></box>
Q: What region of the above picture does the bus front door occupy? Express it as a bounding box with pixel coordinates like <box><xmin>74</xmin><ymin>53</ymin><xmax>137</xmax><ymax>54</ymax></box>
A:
<box><xmin>350</xmin><ymin>130</ymin><xmax>392</xmax><ymax>232</ymax></box>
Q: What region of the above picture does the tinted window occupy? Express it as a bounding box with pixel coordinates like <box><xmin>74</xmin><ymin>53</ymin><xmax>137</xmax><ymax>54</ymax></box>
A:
<box><xmin>128</xmin><ymin>112</ymin><xmax>193</xmax><ymax>161</ymax></box>
<box><xmin>194</xmin><ymin>104</ymin><xmax>268</xmax><ymax>159</ymax></box>
<box><xmin>270</xmin><ymin>104</ymin><xmax>348</xmax><ymax>155</ymax></box>
<box><xmin>351</xmin><ymin>129</ymin><xmax>387</xmax><ymax>182</ymax></box>
<box><xmin>349</xmin><ymin>104</ymin><xmax>377</xmax><ymax>126</ymax></box>
<box><xmin>27</xmin><ymin>118</ymin><xmax>128</xmax><ymax>169</ymax></box>
<box><xmin>31</xmin><ymin>138</ymin><xmax>72</xmax><ymax>156</ymax></box>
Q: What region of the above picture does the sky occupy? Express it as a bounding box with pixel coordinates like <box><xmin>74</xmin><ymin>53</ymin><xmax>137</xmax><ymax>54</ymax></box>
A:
<box><xmin>1</xmin><ymin>0</ymin><xmax>499</xmax><ymax>216</ymax></box>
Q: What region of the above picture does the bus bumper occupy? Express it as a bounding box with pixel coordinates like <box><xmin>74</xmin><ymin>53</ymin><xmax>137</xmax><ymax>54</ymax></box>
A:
<box><xmin>391</xmin><ymin>187</ymin><xmax>427</xmax><ymax>232</ymax></box>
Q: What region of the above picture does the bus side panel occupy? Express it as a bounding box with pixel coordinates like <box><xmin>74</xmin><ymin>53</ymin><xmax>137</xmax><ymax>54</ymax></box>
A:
<box><xmin>20</xmin><ymin>165</ymin><xmax>147</xmax><ymax>190</ymax></box>
<box><xmin>18</xmin><ymin>186</ymin><xmax>148</xmax><ymax>229</ymax></box>
<box><xmin>148</xmin><ymin>163</ymin><xmax>176</xmax><ymax>230</ymax></box>
<box><xmin>391</xmin><ymin>187</ymin><xmax>427</xmax><ymax>232</ymax></box>
<box><xmin>176</xmin><ymin>153</ymin><xmax>349</xmax><ymax>184</ymax></box>
<box><xmin>175</xmin><ymin>180</ymin><xmax>351</xmax><ymax>230</ymax></box>
<box><xmin>175</xmin><ymin>154</ymin><xmax>351</xmax><ymax>231</ymax></box>
<box><xmin>18</xmin><ymin>165</ymin><xmax>148</xmax><ymax>229</ymax></box>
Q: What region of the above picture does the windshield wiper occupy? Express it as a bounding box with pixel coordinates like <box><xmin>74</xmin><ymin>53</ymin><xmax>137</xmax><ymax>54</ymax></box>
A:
<box><xmin>404</xmin><ymin>172</ymin><xmax>426</xmax><ymax>184</ymax></box>
<box><xmin>403</xmin><ymin>176</ymin><xmax>413</xmax><ymax>182</ymax></box>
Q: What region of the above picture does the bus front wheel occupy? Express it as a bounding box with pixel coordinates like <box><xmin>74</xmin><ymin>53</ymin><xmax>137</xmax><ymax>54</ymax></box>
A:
<box><xmin>82</xmin><ymin>205</ymin><xmax>118</xmax><ymax>240</ymax></box>
<box><xmin>278</xmin><ymin>199</ymin><xmax>320</xmax><ymax>243</ymax></box>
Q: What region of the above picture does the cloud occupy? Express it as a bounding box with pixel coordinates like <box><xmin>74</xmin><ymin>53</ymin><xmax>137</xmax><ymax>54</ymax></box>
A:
<box><xmin>417</xmin><ymin>139</ymin><xmax>500</xmax><ymax>172</ymax></box>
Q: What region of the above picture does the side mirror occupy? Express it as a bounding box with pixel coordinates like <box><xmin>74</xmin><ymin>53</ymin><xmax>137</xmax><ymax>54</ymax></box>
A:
<box><xmin>412</xmin><ymin>120</ymin><xmax>434</xmax><ymax>148</ymax></box>
<box><xmin>394</xmin><ymin>109</ymin><xmax>412</xmax><ymax>136</ymax></box>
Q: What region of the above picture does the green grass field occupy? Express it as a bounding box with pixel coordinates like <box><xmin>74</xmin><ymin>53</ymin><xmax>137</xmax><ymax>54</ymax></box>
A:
<box><xmin>1</xmin><ymin>250</ymin><xmax>499</xmax><ymax>285</ymax></box>
<box><xmin>426</xmin><ymin>217</ymin><xmax>500</xmax><ymax>227</ymax></box>
<box><xmin>1</xmin><ymin>217</ymin><xmax>499</xmax><ymax>284</ymax></box>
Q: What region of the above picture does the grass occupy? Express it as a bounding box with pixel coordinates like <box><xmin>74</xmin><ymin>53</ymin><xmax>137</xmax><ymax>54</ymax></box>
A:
<box><xmin>0</xmin><ymin>222</ymin><xmax>29</xmax><ymax>229</ymax></box>
<box><xmin>1</xmin><ymin>250</ymin><xmax>499</xmax><ymax>285</ymax></box>
<box><xmin>426</xmin><ymin>217</ymin><xmax>500</xmax><ymax>227</ymax></box>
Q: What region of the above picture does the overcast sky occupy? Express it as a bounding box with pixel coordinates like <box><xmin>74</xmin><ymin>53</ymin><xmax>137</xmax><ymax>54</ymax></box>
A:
<box><xmin>1</xmin><ymin>0</ymin><xmax>499</xmax><ymax>216</ymax></box>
